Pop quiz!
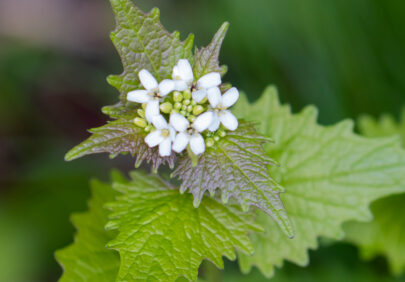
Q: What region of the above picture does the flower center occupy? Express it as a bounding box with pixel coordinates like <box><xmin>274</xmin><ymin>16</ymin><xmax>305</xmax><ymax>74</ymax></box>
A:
<box><xmin>161</xmin><ymin>129</ymin><xmax>170</xmax><ymax>138</ymax></box>
<box><xmin>149</xmin><ymin>88</ymin><xmax>161</xmax><ymax>99</ymax></box>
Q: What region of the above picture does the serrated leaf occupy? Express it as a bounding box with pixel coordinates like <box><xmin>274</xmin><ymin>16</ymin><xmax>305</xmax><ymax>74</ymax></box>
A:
<box><xmin>172</xmin><ymin>121</ymin><xmax>294</xmax><ymax>238</ymax></box>
<box><xmin>55</xmin><ymin>179</ymin><xmax>120</xmax><ymax>282</ymax></box>
<box><xmin>65</xmin><ymin>119</ymin><xmax>175</xmax><ymax>171</ymax></box>
<box><xmin>233</xmin><ymin>87</ymin><xmax>405</xmax><ymax>277</ymax></box>
<box><xmin>108</xmin><ymin>0</ymin><xmax>194</xmax><ymax>102</ymax></box>
<box><xmin>193</xmin><ymin>22</ymin><xmax>229</xmax><ymax>79</ymax></box>
<box><xmin>344</xmin><ymin>112</ymin><xmax>405</xmax><ymax>276</ymax></box>
<box><xmin>105</xmin><ymin>170</ymin><xmax>261</xmax><ymax>282</ymax></box>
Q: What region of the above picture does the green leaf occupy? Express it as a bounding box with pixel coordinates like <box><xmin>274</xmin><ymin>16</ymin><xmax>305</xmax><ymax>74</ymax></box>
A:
<box><xmin>344</xmin><ymin>112</ymin><xmax>405</xmax><ymax>276</ymax></box>
<box><xmin>55</xmin><ymin>178</ymin><xmax>120</xmax><ymax>282</ymax></box>
<box><xmin>65</xmin><ymin>119</ymin><xmax>175</xmax><ymax>171</ymax></box>
<box><xmin>233</xmin><ymin>87</ymin><xmax>405</xmax><ymax>277</ymax></box>
<box><xmin>108</xmin><ymin>0</ymin><xmax>194</xmax><ymax>102</ymax></box>
<box><xmin>105</xmin><ymin>170</ymin><xmax>261</xmax><ymax>282</ymax></box>
<box><xmin>172</xmin><ymin>121</ymin><xmax>294</xmax><ymax>238</ymax></box>
<box><xmin>193</xmin><ymin>22</ymin><xmax>229</xmax><ymax>79</ymax></box>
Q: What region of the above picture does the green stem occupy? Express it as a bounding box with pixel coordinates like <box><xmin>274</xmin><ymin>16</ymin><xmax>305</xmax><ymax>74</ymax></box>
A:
<box><xmin>202</xmin><ymin>261</ymin><xmax>222</xmax><ymax>282</ymax></box>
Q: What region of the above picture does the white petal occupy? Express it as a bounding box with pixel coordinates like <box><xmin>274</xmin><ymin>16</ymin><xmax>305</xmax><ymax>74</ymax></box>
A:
<box><xmin>208</xmin><ymin>114</ymin><xmax>220</xmax><ymax>131</ymax></box>
<box><xmin>219</xmin><ymin>110</ymin><xmax>238</xmax><ymax>131</ymax></box>
<box><xmin>175</xmin><ymin>59</ymin><xmax>194</xmax><ymax>82</ymax></box>
<box><xmin>145</xmin><ymin>100</ymin><xmax>160</xmax><ymax>122</ymax></box>
<box><xmin>222</xmin><ymin>87</ymin><xmax>239</xmax><ymax>108</ymax></box>
<box><xmin>190</xmin><ymin>134</ymin><xmax>205</xmax><ymax>155</ymax></box>
<box><xmin>207</xmin><ymin>87</ymin><xmax>222</xmax><ymax>108</ymax></box>
<box><xmin>159</xmin><ymin>138</ymin><xmax>172</xmax><ymax>157</ymax></box>
<box><xmin>139</xmin><ymin>69</ymin><xmax>158</xmax><ymax>90</ymax></box>
<box><xmin>197</xmin><ymin>72</ymin><xmax>221</xmax><ymax>89</ymax></box>
<box><xmin>127</xmin><ymin>90</ymin><xmax>150</xmax><ymax>103</ymax></box>
<box><xmin>169</xmin><ymin>112</ymin><xmax>190</xmax><ymax>132</ymax></box>
<box><xmin>174</xmin><ymin>80</ymin><xmax>188</xmax><ymax>91</ymax></box>
<box><xmin>151</xmin><ymin>115</ymin><xmax>168</xmax><ymax>130</ymax></box>
<box><xmin>159</xmin><ymin>79</ymin><xmax>175</xmax><ymax>96</ymax></box>
<box><xmin>193</xmin><ymin>111</ymin><xmax>213</xmax><ymax>132</ymax></box>
<box><xmin>192</xmin><ymin>89</ymin><xmax>207</xmax><ymax>103</ymax></box>
<box><xmin>145</xmin><ymin>130</ymin><xmax>163</xmax><ymax>147</ymax></box>
<box><xmin>169</xmin><ymin>126</ymin><xmax>176</xmax><ymax>142</ymax></box>
<box><xmin>172</xmin><ymin>132</ymin><xmax>190</xmax><ymax>153</ymax></box>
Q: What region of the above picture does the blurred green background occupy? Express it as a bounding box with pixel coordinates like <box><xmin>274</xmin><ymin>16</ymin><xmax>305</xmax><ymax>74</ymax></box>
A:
<box><xmin>1</xmin><ymin>0</ymin><xmax>405</xmax><ymax>281</ymax></box>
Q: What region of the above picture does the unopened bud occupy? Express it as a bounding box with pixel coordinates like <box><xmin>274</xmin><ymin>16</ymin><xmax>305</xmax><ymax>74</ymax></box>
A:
<box><xmin>180</xmin><ymin>110</ymin><xmax>187</xmax><ymax>116</ymax></box>
<box><xmin>174</xmin><ymin>102</ymin><xmax>182</xmax><ymax>110</ymax></box>
<box><xmin>173</xmin><ymin>91</ymin><xmax>183</xmax><ymax>102</ymax></box>
<box><xmin>160</xmin><ymin>102</ymin><xmax>173</xmax><ymax>114</ymax></box>
<box><xmin>145</xmin><ymin>125</ymin><xmax>152</xmax><ymax>132</ymax></box>
<box><xmin>188</xmin><ymin>115</ymin><xmax>196</xmax><ymax>122</ymax></box>
<box><xmin>137</xmin><ymin>109</ymin><xmax>145</xmax><ymax>118</ymax></box>
<box><xmin>142</xmin><ymin>103</ymin><xmax>147</xmax><ymax>110</ymax></box>
<box><xmin>181</xmin><ymin>104</ymin><xmax>187</xmax><ymax>111</ymax></box>
<box><xmin>187</xmin><ymin>105</ymin><xmax>193</xmax><ymax>112</ymax></box>
<box><xmin>134</xmin><ymin>117</ymin><xmax>147</xmax><ymax>128</ymax></box>
<box><xmin>183</xmin><ymin>89</ymin><xmax>191</xmax><ymax>100</ymax></box>
<box><xmin>206</xmin><ymin>138</ymin><xmax>215</xmax><ymax>147</ymax></box>
<box><xmin>218</xmin><ymin>129</ymin><xmax>226</xmax><ymax>137</ymax></box>
<box><xmin>183</xmin><ymin>99</ymin><xmax>190</xmax><ymax>105</ymax></box>
<box><xmin>193</xmin><ymin>105</ymin><xmax>204</xmax><ymax>116</ymax></box>
<box><xmin>214</xmin><ymin>136</ymin><xmax>220</xmax><ymax>141</ymax></box>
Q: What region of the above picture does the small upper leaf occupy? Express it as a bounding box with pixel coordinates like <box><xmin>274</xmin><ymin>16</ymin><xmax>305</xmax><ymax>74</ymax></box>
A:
<box><xmin>193</xmin><ymin>22</ymin><xmax>229</xmax><ymax>80</ymax></box>
<box><xmin>108</xmin><ymin>0</ymin><xmax>194</xmax><ymax>102</ymax></box>
<box><xmin>234</xmin><ymin>87</ymin><xmax>405</xmax><ymax>277</ymax></box>
<box><xmin>65</xmin><ymin>119</ymin><xmax>175</xmax><ymax>171</ymax></box>
<box><xmin>105</xmin><ymin>170</ymin><xmax>261</xmax><ymax>282</ymax></box>
<box><xmin>55</xmin><ymin>179</ymin><xmax>120</xmax><ymax>282</ymax></box>
<box><xmin>344</xmin><ymin>112</ymin><xmax>405</xmax><ymax>276</ymax></box>
<box><xmin>172</xmin><ymin>121</ymin><xmax>294</xmax><ymax>238</ymax></box>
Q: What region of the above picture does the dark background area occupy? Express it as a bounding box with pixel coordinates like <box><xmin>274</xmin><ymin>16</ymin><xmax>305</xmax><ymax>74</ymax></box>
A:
<box><xmin>1</xmin><ymin>0</ymin><xmax>405</xmax><ymax>281</ymax></box>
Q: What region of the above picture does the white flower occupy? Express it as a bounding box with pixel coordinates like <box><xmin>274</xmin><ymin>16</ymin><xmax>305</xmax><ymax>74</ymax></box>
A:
<box><xmin>144</xmin><ymin>115</ymin><xmax>176</xmax><ymax>157</ymax></box>
<box><xmin>207</xmin><ymin>87</ymin><xmax>239</xmax><ymax>131</ymax></box>
<box><xmin>172</xmin><ymin>59</ymin><xmax>194</xmax><ymax>91</ymax></box>
<box><xmin>171</xmin><ymin>59</ymin><xmax>221</xmax><ymax>102</ymax></box>
<box><xmin>127</xmin><ymin>69</ymin><xmax>175</xmax><ymax>122</ymax></box>
<box><xmin>170</xmin><ymin>111</ymin><xmax>213</xmax><ymax>155</ymax></box>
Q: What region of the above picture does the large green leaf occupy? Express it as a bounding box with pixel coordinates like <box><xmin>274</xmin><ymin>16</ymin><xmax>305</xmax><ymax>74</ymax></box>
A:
<box><xmin>108</xmin><ymin>0</ymin><xmax>194</xmax><ymax>102</ymax></box>
<box><xmin>173</xmin><ymin>121</ymin><xmax>293</xmax><ymax>238</ymax></box>
<box><xmin>106</xmin><ymin>170</ymin><xmax>261</xmax><ymax>282</ymax></box>
<box><xmin>344</xmin><ymin>112</ymin><xmax>405</xmax><ymax>276</ymax></box>
<box><xmin>193</xmin><ymin>22</ymin><xmax>229</xmax><ymax>80</ymax></box>
<box><xmin>55</xmin><ymin>179</ymin><xmax>120</xmax><ymax>282</ymax></box>
<box><xmin>65</xmin><ymin>119</ymin><xmax>175</xmax><ymax>171</ymax></box>
<box><xmin>234</xmin><ymin>87</ymin><xmax>405</xmax><ymax>277</ymax></box>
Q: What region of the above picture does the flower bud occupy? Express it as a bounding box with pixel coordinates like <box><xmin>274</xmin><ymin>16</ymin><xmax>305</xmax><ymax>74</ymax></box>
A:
<box><xmin>180</xmin><ymin>110</ymin><xmax>187</xmax><ymax>116</ymax></box>
<box><xmin>198</xmin><ymin>97</ymin><xmax>208</xmax><ymax>104</ymax></box>
<box><xmin>145</xmin><ymin>125</ymin><xmax>152</xmax><ymax>132</ymax></box>
<box><xmin>173</xmin><ymin>91</ymin><xmax>183</xmax><ymax>102</ymax></box>
<box><xmin>160</xmin><ymin>102</ymin><xmax>173</xmax><ymax>114</ymax></box>
<box><xmin>214</xmin><ymin>136</ymin><xmax>220</xmax><ymax>141</ymax></box>
<box><xmin>183</xmin><ymin>99</ymin><xmax>190</xmax><ymax>105</ymax></box>
<box><xmin>187</xmin><ymin>115</ymin><xmax>196</xmax><ymax>122</ymax></box>
<box><xmin>181</xmin><ymin>105</ymin><xmax>187</xmax><ymax>111</ymax></box>
<box><xmin>183</xmin><ymin>89</ymin><xmax>192</xmax><ymax>100</ymax></box>
<box><xmin>142</xmin><ymin>103</ymin><xmax>147</xmax><ymax>110</ymax></box>
<box><xmin>193</xmin><ymin>105</ymin><xmax>204</xmax><ymax>116</ymax></box>
<box><xmin>218</xmin><ymin>129</ymin><xmax>226</xmax><ymax>137</ymax></box>
<box><xmin>134</xmin><ymin>117</ymin><xmax>147</xmax><ymax>128</ymax></box>
<box><xmin>137</xmin><ymin>109</ymin><xmax>145</xmax><ymax>118</ymax></box>
<box><xmin>174</xmin><ymin>102</ymin><xmax>182</xmax><ymax>110</ymax></box>
<box><xmin>206</xmin><ymin>138</ymin><xmax>215</xmax><ymax>147</ymax></box>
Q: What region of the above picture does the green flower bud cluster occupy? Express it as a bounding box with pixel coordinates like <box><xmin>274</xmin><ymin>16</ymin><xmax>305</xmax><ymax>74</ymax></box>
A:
<box><xmin>204</xmin><ymin>128</ymin><xmax>226</xmax><ymax>147</ymax></box>
<box><xmin>163</xmin><ymin>90</ymin><xmax>207</xmax><ymax>123</ymax></box>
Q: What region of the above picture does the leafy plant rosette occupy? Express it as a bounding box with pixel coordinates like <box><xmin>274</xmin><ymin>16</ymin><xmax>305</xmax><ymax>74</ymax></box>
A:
<box><xmin>56</xmin><ymin>0</ymin><xmax>405</xmax><ymax>281</ymax></box>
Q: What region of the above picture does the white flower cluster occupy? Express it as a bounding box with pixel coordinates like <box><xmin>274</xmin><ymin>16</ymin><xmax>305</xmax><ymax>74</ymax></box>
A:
<box><xmin>127</xmin><ymin>59</ymin><xmax>239</xmax><ymax>157</ymax></box>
